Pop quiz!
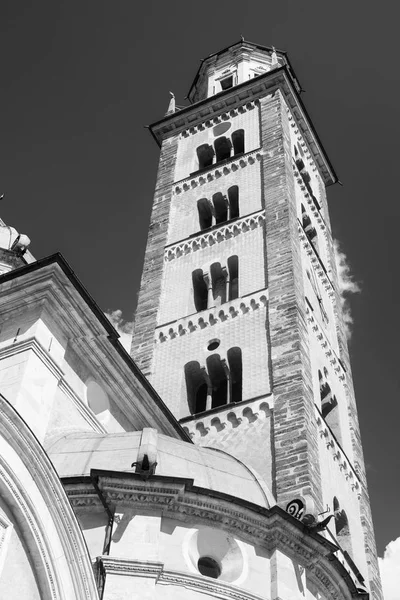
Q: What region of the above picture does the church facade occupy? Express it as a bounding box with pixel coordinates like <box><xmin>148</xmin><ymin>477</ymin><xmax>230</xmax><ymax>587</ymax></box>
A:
<box><xmin>0</xmin><ymin>40</ymin><xmax>382</xmax><ymax>600</ymax></box>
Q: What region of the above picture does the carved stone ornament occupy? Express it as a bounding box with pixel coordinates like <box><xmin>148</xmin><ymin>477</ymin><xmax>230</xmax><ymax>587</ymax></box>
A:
<box><xmin>69</xmin><ymin>470</ymin><xmax>368</xmax><ymax>600</ymax></box>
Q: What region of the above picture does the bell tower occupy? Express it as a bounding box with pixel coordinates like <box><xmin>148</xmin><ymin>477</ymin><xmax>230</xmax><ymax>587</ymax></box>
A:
<box><xmin>132</xmin><ymin>40</ymin><xmax>382</xmax><ymax>599</ymax></box>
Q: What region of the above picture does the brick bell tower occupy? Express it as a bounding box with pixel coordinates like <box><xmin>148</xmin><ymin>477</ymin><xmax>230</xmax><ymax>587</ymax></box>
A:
<box><xmin>132</xmin><ymin>40</ymin><xmax>382</xmax><ymax>598</ymax></box>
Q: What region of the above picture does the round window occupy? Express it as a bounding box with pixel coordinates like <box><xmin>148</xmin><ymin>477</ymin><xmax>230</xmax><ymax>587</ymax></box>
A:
<box><xmin>198</xmin><ymin>556</ymin><xmax>221</xmax><ymax>579</ymax></box>
<box><xmin>207</xmin><ymin>339</ymin><xmax>220</xmax><ymax>351</ymax></box>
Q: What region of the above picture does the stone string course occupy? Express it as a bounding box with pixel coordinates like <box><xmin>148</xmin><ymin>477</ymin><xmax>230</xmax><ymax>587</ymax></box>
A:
<box><xmin>181</xmin><ymin>396</ymin><xmax>272</xmax><ymax>441</ymax></box>
<box><xmin>155</xmin><ymin>290</ymin><xmax>268</xmax><ymax>343</ymax></box>
<box><xmin>179</xmin><ymin>100</ymin><xmax>259</xmax><ymax>139</ymax></box>
<box><xmin>164</xmin><ymin>211</ymin><xmax>265</xmax><ymax>261</ymax></box>
<box><xmin>173</xmin><ymin>149</ymin><xmax>263</xmax><ymax>194</ymax></box>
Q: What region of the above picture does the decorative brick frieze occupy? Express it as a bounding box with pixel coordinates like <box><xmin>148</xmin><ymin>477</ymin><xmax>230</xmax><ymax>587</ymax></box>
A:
<box><xmin>179</xmin><ymin>101</ymin><xmax>259</xmax><ymax>139</ymax></box>
<box><xmin>180</xmin><ymin>396</ymin><xmax>272</xmax><ymax>439</ymax></box>
<box><xmin>165</xmin><ymin>211</ymin><xmax>265</xmax><ymax>259</ymax></box>
<box><xmin>173</xmin><ymin>149</ymin><xmax>263</xmax><ymax>192</ymax></box>
<box><xmin>155</xmin><ymin>290</ymin><xmax>268</xmax><ymax>343</ymax></box>
<box><xmin>293</xmin><ymin>165</ymin><xmax>327</xmax><ymax>231</ymax></box>
<box><xmin>150</xmin><ymin>69</ymin><xmax>336</xmax><ymax>186</ymax></box>
<box><xmin>305</xmin><ymin>307</ymin><xmax>347</xmax><ymax>388</ymax></box>
<box><xmin>299</xmin><ymin>228</ymin><xmax>335</xmax><ymax>297</ymax></box>
<box><xmin>314</xmin><ymin>406</ymin><xmax>361</xmax><ymax>498</ymax></box>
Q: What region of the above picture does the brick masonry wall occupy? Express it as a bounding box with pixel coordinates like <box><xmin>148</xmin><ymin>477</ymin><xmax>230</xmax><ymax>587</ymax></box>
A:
<box><xmin>131</xmin><ymin>135</ymin><xmax>179</xmax><ymax>376</ymax></box>
<box><xmin>168</xmin><ymin>158</ymin><xmax>262</xmax><ymax>245</ymax></box>
<box><xmin>158</xmin><ymin>225</ymin><xmax>265</xmax><ymax>325</ymax></box>
<box><xmin>260</xmin><ymin>90</ymin><xmax>323</xmax><ymax>509</ymax></box>
<box><xmin>152</xmin><ymin>302</ymin><xmax>270</xmax><ymax>418</ymax></box>
<box><xmin>175</xmin><ymin>108</ymin><xmax>260</xmax><ymax>182</ymax></box>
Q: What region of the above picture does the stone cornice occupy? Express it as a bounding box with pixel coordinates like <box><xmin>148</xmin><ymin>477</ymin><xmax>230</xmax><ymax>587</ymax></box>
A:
<box><xmin>173</xmin><ymin>149</ymin><xmax>263</xmax><ymax>191</ymax></box>
<box><xmin>95</xmin><ymin>473</ymin><xmax>333</xmax><ymax>558</ymax></box>
<box><xmin>164</xmin><ymin>210</ymin><xmax>265</xmax><ymax>262</ymax></box>
<box><xmin>0</xmin><ymin>336</ymin><xmax>64</xmax><ymax>381</ymax></box>
<box><xmin>70</xmin><ymin>471</ymin><xmax>365</xmax><ymax>600</ymax></box>
<box><xmin>155</xmin><ymin>289</ymin><xmax>268</xmax><ymax>343</ymax></box>
<box><xmin>99</xmin><ymin>557</ymin><xmax>264</xmax><ymax>600</ymax></box>
<box><xmin>0</xmin><ymin>258</ymin><xmax>189</xmax><ymax>441</ymax></box>
<box><xmin>150</xmin><ymin>66</ymin><xmax>336</xmax><ymax>186</ymax></box>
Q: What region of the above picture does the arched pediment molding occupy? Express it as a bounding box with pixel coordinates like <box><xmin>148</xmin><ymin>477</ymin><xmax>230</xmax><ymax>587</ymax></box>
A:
<box><xmin>0</xmin><ymin>393</ymin><xmax>98</xmax><ymax>599</ymax></box>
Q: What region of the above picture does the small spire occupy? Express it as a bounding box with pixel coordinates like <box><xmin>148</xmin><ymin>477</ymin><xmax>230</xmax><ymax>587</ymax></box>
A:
<box><xmin>166</xmin><ymin>91</ymin><xmax>176</xmax><ymax>115</ymax></box>
<box><xmin>271</xmin><ymin>46</ymin><xmax>278</xmax><ymax>66</ymax></box>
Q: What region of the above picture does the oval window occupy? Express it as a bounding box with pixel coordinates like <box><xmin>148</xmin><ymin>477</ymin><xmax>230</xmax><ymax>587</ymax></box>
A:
<box><xmin>213</xmin><ymin>122</ymin><xmax>231</xmax><ymax>137</ymax></box>
<box><xmin>207</xmin><ymin>339</ymin><xmax>220</xmax><ymax>351</ymax></box>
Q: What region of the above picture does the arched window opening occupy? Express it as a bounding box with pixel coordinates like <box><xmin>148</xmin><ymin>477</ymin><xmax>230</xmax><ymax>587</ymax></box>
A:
<box><xmin>220</xmin><ymin>75</ymin><xmax>233</xmax><ymax>91</ymax></box>
<box><xmin>228</xmin><ymin>186</ymin><xmax>239</xmax><ymax>219</ymax></box>
<box><xmin>185</xmin><ymin>361</ymin><xmax>209</xmax><ymax>414</ymax></box>
<box><xmin>192</xmin><ymin>269</ymin><xmax>208</xmax><ymax>312</ymax></box>
<box><xmin>333</xmin><ymin>497</ymin><xmax>352</xmax><ymax>555</ymax></box>
<box><xmin>320</xmin><ymin>375</ymin><xmax>333</xmax><ymax>418</ymax></box>
<box><xmin>227</xmin><ymin>255</ymin><xmax>239</xmax><ymax>300</ymax></box>
<box><xmin>214</xmin><ymin>136</ymin><xmax>232</xmax><ymax>163</ymax></box>
<box><xmin>295</xmin><ymin>155</ymin><xmax>305</xmax><ymax>172</ymax></box>
<box><xmin>302</xmin><ymin>205</ymin><xmax>318</xmax><ymax>252</ymax></box>
<box><xmin>197</xmin><ymin>144</ymin><xmax>215</xmax><ymax>170</ymax></box>
<box><xmin>213</xmin><ymin>192</ymin><xmax>228</xmax><ymax>224</ymax></box>
<box><xmin>319</xmin><ymin>370</ymin><xmax>342</xmax><ymax>444</ymax></box>
<box><xmin>207</xmin><ymin>354</ymin><xmax>229</xmax><ymax>408</ymax></box>
<box><xmin>232</xmin><ymin>129</ymin><xmax>245</xmax><ymax>155</ymax></box>
<box><xmin>198</xmin><ymin>198</ymin><xmax>213</xmax><ymax>230</ymax></box>
<box><xmin>211</xmin><ymin>262</ymin><xmax>227</xmax><ymax>306</ymax></box>
<box><xmin>228</xmin><ymin>347</ymin><xmax>242</xmax><ymax>403</ymax></box>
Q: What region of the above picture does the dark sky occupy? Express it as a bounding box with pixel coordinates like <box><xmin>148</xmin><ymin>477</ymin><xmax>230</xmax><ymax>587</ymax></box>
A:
<box><xmin>0</xmin><ymin>1</ymin><xmax>398</xmax><ymax>556</ymax></box>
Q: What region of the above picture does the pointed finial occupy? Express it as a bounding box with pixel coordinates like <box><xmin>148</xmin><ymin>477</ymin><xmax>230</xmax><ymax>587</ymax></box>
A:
<box><xmin>166</xmin><ymin>91</ymin><xmax>176</xmax><ymax>115</ymax></box>
<box><xmin>271</xmin><ymin>46</ymin><xmax>278</xmax><ymax>66</ymax></box>
<box><xmin>240</xmin><ymin>34</ymin><xmax>245</xmax><ymax>42</ymax></box>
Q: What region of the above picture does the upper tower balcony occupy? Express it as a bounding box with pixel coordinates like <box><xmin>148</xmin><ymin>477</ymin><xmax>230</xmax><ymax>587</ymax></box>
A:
<box><xmin>187</xmin><ymin>39</ymin><xmax>299</xmax><ymax>104</ymax></box>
